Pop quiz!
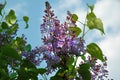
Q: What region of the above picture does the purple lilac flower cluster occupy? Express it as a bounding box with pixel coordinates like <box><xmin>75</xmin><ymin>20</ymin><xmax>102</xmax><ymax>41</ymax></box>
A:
<box><xmin>21</xmin><ymin>47</ymin><xmax>42</xmax><ymax>66</ymax></box>
<box><xmin>40</xmin><ymin>1</ymin><xmax>86</xmax><ymax>73</ymax></box>
<box><xmin>87</xmin><ymin>56</ymin><xmax>108</xmax><ymax>80</ymax></box>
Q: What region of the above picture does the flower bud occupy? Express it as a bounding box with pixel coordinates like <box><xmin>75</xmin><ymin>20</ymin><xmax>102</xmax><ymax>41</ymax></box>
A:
<box><xmin>0</xmin><ymin>3</ymin><xmax>3</xmax><ymax>9</ymax></box>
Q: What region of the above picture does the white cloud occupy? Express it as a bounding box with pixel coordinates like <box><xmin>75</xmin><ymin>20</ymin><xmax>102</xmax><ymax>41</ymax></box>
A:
<box><xmin>58</xmin><ymin>0</ymin><xmax>82</xmax><ymax>10</ymax></box>
<box><xmin>98</xmin><ymin>33</ymin><xmax>120</xmax><ymax>79</ymax></box>
<box><xmin>6</xmin><ymin>2</ymin><xmax>28</xmax><ymax>16</ymax></box>
<box><xmin>94</xmin><ymin>0</ymin><xmax>120</xmax><ymax>34</ymax></box>
<box><xmin>94</xmin><ymin>0</ymin><xmax>120</xmax><ymax>79</ymax></box>
<box><xmin>53</xmin><ymin>0</ymin><xmax>83</xmax><ymax>23</ymax></box>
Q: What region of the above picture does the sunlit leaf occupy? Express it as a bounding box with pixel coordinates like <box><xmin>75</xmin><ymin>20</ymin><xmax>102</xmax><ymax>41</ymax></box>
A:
<box><xmin>87</xmin><ymin>43</ymin><xmax>105</xmax><ymax>61</ymax></box>
<box><xmin>66</xmin><ymin>57</ymin><xmax>74</xmax><ymax>71</ymax></box>
<box><xmin>87</xmin><ymin>4</ymin><xmax>94</xmax><ymax>12</ymax></box>
<box><xmin>94</xmin><ymin>18</ymin><xmax>104</xmax><ymax>34</ymax></box>
<box><xmin>87</xmin><ymin>12</ymin><xmax>104</xmax><ymax>34</ymax></box>
<box><xmin>23</xmin><ymin>16</ymin><xmax>29</xmax><ymax>28</ymax></box>
<box><xmin>72</xmin><ymin>14</ymin><xmax>78</xmax><ymax>21</ymax></box>
<box><xmin>5</xmin><ymin>10</ymin><xmax>16</xmax><ymax>25</ymax></box>
<box><xmin>87</xmin><ymin>12</ymin><xmax>96</xmax><ymax>21</ymax></box>
<box><xmin>68</xmin><ymin>27</ymin><xmax>82</xmax><ymax>37</ymax></box>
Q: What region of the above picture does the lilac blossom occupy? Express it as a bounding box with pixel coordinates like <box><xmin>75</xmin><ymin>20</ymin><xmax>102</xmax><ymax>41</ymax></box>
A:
<box><xmin>87</xmin><ymin>56</ymin><xmax>108</xmax><ymax>80</ymax></box>
<box><xmin>21</xmin><ymin>47</ymin><xmax>42</xmax><ymax>66</ymax></box>
<box><xmin>40</xmin><ymin>1</ymin><xmax>86</xmax><ymax>74</ymax></box>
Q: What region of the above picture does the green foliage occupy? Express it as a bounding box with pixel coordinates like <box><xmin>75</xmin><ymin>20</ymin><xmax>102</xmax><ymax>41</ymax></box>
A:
<box><xmin>25</xmin><ymin>44</ymin><xmax>31</xmax><ymax>52</ymax></box>
<box><xmin>0</xmin><ymin>0</ymin><xmax>6</xmax><ymax>15</ymax></box>
<box><xmin>66</xmin><ymin>57</ymin><xmax>74</xmax><ymax>71</ymax></box>
<box><xmin>0</xmin><ymin>68</ymin><xmax>9</xmax><ymax>80</ymax></box>
<box><xmin>87</xmin><ymin>43</ymin><xmax>105</xmax><ymax>61</ymax></box>
<box><xmin>72</xmin><ymin>14</ymin><xmax>78</xmax><ymax>21</ymax></box>
<box><xmin>1</xmin><ymin>22</ymin><xmax>8</xmax><ymax>29</ymax></box>
<box><xmin>68</xmin><ymin>26</ymin><xmax>82</xmax><ymax>36</ymax></box>
<box><xmin>17</xmin><ymin>59</ymin><xmax>46</xmax><ymax>80</ymax></box>
<box><xmin>5</xmin><ymin>10</ymin><xmax>17</xmax><ymax>25</ymax></box>
<box><xmin>9</xmin><ymin>72</ymin><xmax>17</xmax><ymax>79</ymax></box>
<box><xmin>78</xmin><ymin>63</ymin><xmax>91</xmax><ymax>80</ymax></box>
<box><xmin>36</xmin><ymin>68</ymin><xmax>47</xmax><ymax>75</ymax></box>
<box><xmin>0</xmin><ymin>1</ymin><xmax>38</xmax><ymax>80</ymax></box>
<box><xmin>50</xmin><ymin>76</ymin><xmax>63</xmax><ymax>80</ymax></box>
<box><xmin>7</xmin><ymin>24</ymin><xmax>18</xmax><ymax>34</ymax></box>
<box><xmin>87</xmin><ymin>5</ymin><xmax>104</xmax><ymax>34</ymax></box>
<box><xmin>87</xmin><ymin>4</ymin><xmax>94</xmax><ymax>12</ymax></box>
<box><xmin>1</xmin><ymin>45</ymin><xmax>22</xmax><ymax>61</ymax></box>
<box><xmin>23</xmin><ymin>16</ymin><xmax>29</xmax><ymax>28</ymax></box>
<box><xmin>0</xmin><ymin>1</ymin><xmax>108</xmax><ymax>80</ymax></box>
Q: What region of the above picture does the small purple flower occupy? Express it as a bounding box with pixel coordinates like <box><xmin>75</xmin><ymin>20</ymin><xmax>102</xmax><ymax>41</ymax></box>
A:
<box><xmin>21</xmin><ymin>47</ymin><xmax>42</xmax><ymax>66</ymax></box>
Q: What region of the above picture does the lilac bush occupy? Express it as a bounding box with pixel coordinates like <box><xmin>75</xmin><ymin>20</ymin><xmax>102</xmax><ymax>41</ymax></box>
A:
<box><xmin>0</xmin><ymin>0</ymin><xmax>109</xmax><ymax>79</ymax></box>
<box><xmin>20</xmin><ymin>1</ymin><xmax>108</xmax><ymax>80</ymax></box>
<box><xmin>38</xmin><ymin>1</ymin><xmax>108</xmax><ymax>80</ymax></box>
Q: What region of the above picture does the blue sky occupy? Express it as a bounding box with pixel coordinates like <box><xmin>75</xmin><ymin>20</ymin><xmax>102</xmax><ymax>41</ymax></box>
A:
<box><xmin>1</xmin><ymin>0</ymin><xmax>120</xmax><ymax>79</ymax></box>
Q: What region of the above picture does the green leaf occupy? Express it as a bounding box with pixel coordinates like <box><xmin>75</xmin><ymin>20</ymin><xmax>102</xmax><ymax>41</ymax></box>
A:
<box><xmin>0</xmin><ymin>26</ymin><xmax>2</xmax><ymax>32</ymax></box>
<box><xmin>25</xmin><ymin>44</ymin><xmax>31</xmax><ymax>52</ymax></box>
<box><xmin>94</xmin><ymin>18</ymin><xmax>104</xmax><ymax>34</ymax></box>
<box><xmin>9</xmin><ymin>72</ymin><xmax>17</xmax><ymax>79</ymax></box>
<box><xmin>78</xmin><ymin>63</ymin><xmax>91</xmax><ymax>80</ymax></box>
<box><xmin>68</xmin><ymin>27</ymin><xmax>82</xmax><ymax>37</ymax></box>
<box><xmin>56</xmin><ymin>69</ymin><xmax>66</xmax><ymax>77</ymax></box>
<box><xmin>17</xmin><ymin>60</ymin><xmax>38</xmax><ymax>80</ymax></box>
<box><xmin>1</xmin><ymin>45</ymin><xmax>22</xmax><ymax>61</ymax></box>
<box><xmin>50</xmin><ymin>76</ymin><xmax>63</xmax><ymax>80</ymax></box>
<box><xmin>17</xmin><ymin>67</ymin><xmax>38</xmax><ymax>80</ymax></box>
<box><xmin>22</xmin><ymin>59</ymin><xmax>36</xmax><ymax>68</ymax></box>
<box><xmin>0</xmin><ymin>0</ymin><xmax>6</xmax><ymax>15</ymax></box>
<box><xmin>14</xmin><ymin>37</ymin><xmax>25</xmax><ymax>51</ymax></box>
<box><xmin>0</xmin><ymin>68</ymin><xmax>9</xmax><ymax>80</ymax></box>
<box><xmin>87</xmin><ymin>4</ymin><xmax>94</xmax><ymax>12</ymax></box>
<box><xmin>79</xmin><ymin>69</ymin><xmax>91</xmax><ymax>80</ymax></box>
<box><xmin>87</xmin><ymin>12</ymin><xmax>104</xmax><ymax>34</ymax></box>
<box><xmin>66</xmin><ymin>57</ymin><xmax>74</xmax><ymax>71</ymax></box>
<box><xmin>5</xmin><ymin>10</ymin><xmax>16</xmax><ymax>25</ymax></box>
<box><xmin>87</xmin><ymin>43</ymin><xmax>105</xmax><ymax>61</ymax></box>
<box><xmin>23</xmin><ymin>16</ymin><xmax>29</xmax><ymax>23</ymax></box>
<box><xmin>1</xmin><ymin>22</ymin><xmax>8</xmax><ymax>29</ymax></box>
<box><xmin>80</xmin><ymin>63</ymin><xmax>90</xmax><ymax>70</ymax></box>
<box><xmin>23</xmin><ymin>16</ymin><xmax>29</xmax><ymax>28</ymax></box>
<box><xmin>27</xmin><ymin>68</ymin><xmax>46</xmax><ymax>75</ymax></box>
<box><xmin>37</xmin><ymin>68</ymin><xmax>47</xmax><ymax>74</ymax></box>
<box><xmin>86</xmin><ymin>12</ymin><xmax>96</xmax><ymax>21</ymax></box>
<box><xmin>81</xmin><ymin>55</ymin><xmax>86</xmax><ymax>61</ymax></box>
<box><xmin>7</xmin><ymin>24</ymin><xmax>18</xmax><ymax>34</ymax></box>
<box><xmin>72</xmin><ymin>14</ymin><xmax>78</xmax><ymax>21</ymax></box>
